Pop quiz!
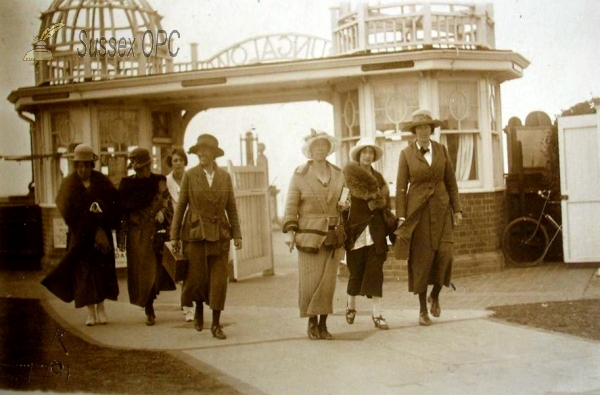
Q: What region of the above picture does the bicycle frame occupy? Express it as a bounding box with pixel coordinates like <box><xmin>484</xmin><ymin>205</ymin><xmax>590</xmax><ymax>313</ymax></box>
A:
<box><xmin>528</xmin><ymin>190</ymin><xmax>562</xmax><ymax>259</ymax></box>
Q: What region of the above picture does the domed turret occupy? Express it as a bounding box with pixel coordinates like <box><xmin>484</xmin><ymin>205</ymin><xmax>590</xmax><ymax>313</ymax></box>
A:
<box><xmin>35</xmin><ymin>0</ymin><xmax>174</xmax><ymax>85</ymax></box>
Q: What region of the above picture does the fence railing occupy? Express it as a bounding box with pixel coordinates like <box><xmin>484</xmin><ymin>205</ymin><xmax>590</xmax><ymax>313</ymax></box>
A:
<box><xmin>34</xmin><ymin>2</ymin><xmax>495</xmax><ymax>85</ymax></box>
<box><xmin>331</xmin><ymin>2</ymin><xmax>495</xmax><ymax>55</ymax></box>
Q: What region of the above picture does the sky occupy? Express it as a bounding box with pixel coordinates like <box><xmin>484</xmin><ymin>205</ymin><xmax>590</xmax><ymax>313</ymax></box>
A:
<box><xmin>1</xmin><ymin>0</ymin><xmax>599</xmax><ymax>201</ymax></box>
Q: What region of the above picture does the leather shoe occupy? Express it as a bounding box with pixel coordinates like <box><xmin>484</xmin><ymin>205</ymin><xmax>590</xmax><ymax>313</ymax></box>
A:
<box><xmin>419</xmin><ymin>311</ymin><xmax>431</xmax><ymax>326</ymax></box>
<box><xmin>193</xmin><ymin>311</ymin><xmax>203</xmax><ymax>332</ymax></box>
<box><xmin>372</xmin><ymin>315</ymin><xmax>389</xmax><ymax>330</ymax></box>
<box><xmin>345</xmin><ymin>308</ymin><xmax>356</xmax><ymax>325</ymax></box>
<box><xmin>307</xmin><ymin>319</ymin><xmax>319</xmax><ymax>340</ymax></box>
<box><xmin>318</xmin><ymin>326</ymin><xmax>333</xmax><ymax>340</ymax></box>
<box><xmin>145</xmin><ymin>314</ymin><xmax>155</xmax><ymax>326</ymax></box>
<box><xmin>428</xmin><ymin>295</ymin><xmax>441</xmax><ymax>317</ymax></box>
<box><xmin>211</xmin><ymin>325</ymin><xmax>226</xmax><ymax>340</ymax></box>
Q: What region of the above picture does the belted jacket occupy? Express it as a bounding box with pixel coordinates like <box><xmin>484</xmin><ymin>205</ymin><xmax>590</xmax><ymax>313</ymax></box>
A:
<box><xmin>170</xmin><ymin>163</ymin><xmax>242</xmax><ymax>243</ymax></box>
<box><xmin>283</xmin><ymin>161</ymin><xmax>346</xmax><ymax>253</ymax></box>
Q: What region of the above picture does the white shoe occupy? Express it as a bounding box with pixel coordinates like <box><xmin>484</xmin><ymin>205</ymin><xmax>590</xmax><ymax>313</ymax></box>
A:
<box><xmin>86</xmin><ymin>315</ymin><xmax>96</xmax><ymax>326</ymax></box>
<box><xmin>185</xmin><ymin>310</ymin><xmax>194</xmax><ymax>322</ymax></box>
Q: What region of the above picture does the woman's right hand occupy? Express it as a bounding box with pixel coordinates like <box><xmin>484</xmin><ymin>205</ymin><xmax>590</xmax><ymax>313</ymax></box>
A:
<box><xmin>285</xmin><ymin>231</ymin><xmax>296</xmax><ymax>253</ymax></box>
<box><xmin>394</xmin><ymin>218</ymin><xmax>405</xmax><ymax>237</ymax></box>
<box><xmin>171</xmin><ymin>239</ymin><xmax>181</xmax><ymax>253</ymax></box>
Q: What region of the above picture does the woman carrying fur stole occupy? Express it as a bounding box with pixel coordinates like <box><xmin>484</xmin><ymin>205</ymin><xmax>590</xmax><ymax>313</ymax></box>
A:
<box><xmin>343</xmin><ymin>137</ymin><xmax>393</xmax><ymax>330</ymax></box>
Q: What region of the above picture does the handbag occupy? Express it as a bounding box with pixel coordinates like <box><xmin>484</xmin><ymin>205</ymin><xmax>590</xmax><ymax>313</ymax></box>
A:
<box><xmin>323</xmin><ymin>217</ymin><xmax>346</xmax><ymax>250</ymax></box>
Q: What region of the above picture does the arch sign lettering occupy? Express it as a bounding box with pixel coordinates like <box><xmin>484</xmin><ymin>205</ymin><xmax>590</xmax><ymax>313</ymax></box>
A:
<box><xmin>201</xmin><ymin>33</ymin><xmax>331</xmax><ymax>69</ymax></box>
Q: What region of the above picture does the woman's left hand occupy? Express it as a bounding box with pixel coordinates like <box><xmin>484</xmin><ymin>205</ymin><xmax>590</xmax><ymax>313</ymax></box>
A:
<box><xmin>234</xmin><ymin>238</ymin><xmax>242</xmax><ymax>250</ymax></box>
<box><xmin>453</xmin><ymin>212</ymin><xmax>463</xmax><ymax>227</ymax></box>
<box><xmin>337</xmin><ymin>200</ymin><xmax>350</xmax><ymax>211</ymax></box>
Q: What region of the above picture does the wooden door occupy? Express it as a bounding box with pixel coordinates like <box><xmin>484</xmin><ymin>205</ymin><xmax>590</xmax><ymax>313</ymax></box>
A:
<box><xmin>558</xmin><ymin>113</ymin><xmax>600</xmax><ymax>262</ymax></box>
<box><xmin>227</xmin><ymin>162</ymin><xmax>274</xmax><ymax>279</ymax></box>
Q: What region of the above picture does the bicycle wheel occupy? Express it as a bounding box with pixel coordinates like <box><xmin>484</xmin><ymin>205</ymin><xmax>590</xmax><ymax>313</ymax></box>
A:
<box><xmin>502</xmin><ymin>217</ymin><xmax>549</xmax><ymax>267</ymax></box>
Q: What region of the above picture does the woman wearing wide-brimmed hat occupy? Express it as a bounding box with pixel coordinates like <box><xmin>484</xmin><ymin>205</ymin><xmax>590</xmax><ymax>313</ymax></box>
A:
<box><xmin>118</xmin><ymin>148</ymin><xmax>176</xmax><ymax>326</ymax></box>
<box><xmin>170</xmin><ymin>134</ymin><xmax>242</xmax><ymax>340</ymax></box>
<box><xmin>343</xmin><ymin>137</ymin><xmax>394</xmax><ymax>330</ymax></box>
<box><xmin>283</xmin><ymin>129</ymin><xmax>349</xmax><ymax>340</ymax></box>
<box><xmin>395</xmin><ymin>110</ymin><xmax>463</xmax><ymax>326</ymax></box>
<box><xmin>42</xmin><ymin>144</ymin><xmax>121</xmax><ymax>326</ymax></box>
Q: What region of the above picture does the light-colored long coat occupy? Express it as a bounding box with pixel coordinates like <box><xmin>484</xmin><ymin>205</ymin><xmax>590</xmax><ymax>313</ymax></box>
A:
<box><xmin>395</xmin><ymin>140</ymin><xmax>462</xmax><ymax>260</ymax></box>
<box><xmin>283</xmin><ymin>161</ymin><xmax>345</xmax><ymax>252</ymax></box>
<box><xmin>283</xmin><ymin>160</ymin><xmax>346</xmax><ymax>317</ymax></box>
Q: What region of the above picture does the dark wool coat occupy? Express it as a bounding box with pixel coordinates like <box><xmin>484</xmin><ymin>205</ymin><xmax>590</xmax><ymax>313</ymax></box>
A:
<box><xmin>395</xmin><ymin>140</ymin><xmax>462</xmax><ymax>292</ymax></box>
<box><xmin>119</xmin><ymin>173</ymin><xmax>175</xmax><ymax>308</ymax></box>
<box><xmin>42</xmin><ymin>170</ymin><xmax>120</xmax><ymax>307</ymax></box>
<box><xmin>395</xmin><ymin>141</ymin><xmax>462</xmax><ymax>258</ymax></box>
<box><xmin>343</xmin><ymin>162</ymin><xmax>390</xmax><ymax>255</ymax></box>
<box><xmin>283</xmin><ymin>161</ymin><xmax>346</xmax><ymax>253</ymax></box>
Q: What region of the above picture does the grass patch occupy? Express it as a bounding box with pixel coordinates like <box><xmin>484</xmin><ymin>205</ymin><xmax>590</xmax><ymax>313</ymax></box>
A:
<box><xmin>0</xmin><ymin>298</ymin><xmax>240</xmax><ymax>394</ymax></box>
<box><xmin>488</xmin><ymin>298</ymin><xmax>600</xmax><ymax>341</ymax></box>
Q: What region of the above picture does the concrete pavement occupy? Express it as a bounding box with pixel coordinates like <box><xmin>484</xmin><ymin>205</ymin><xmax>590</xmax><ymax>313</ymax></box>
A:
<box><xmin>1</xmin><ymin>232</ymin><xmax>599</xmax><ymax>394</ymax></box>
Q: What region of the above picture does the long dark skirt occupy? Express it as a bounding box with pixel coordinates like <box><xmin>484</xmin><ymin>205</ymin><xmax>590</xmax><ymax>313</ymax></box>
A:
<box><xmin>346</xmin><ymin>245</ymin><xmax>386</xmax><ymax>298</ymax></box>
<box><xmin>182</xmin><ymin>240</ymin><xmax>230</xmax><ymax>311</ymax></box>
<box><xmin>73</xmin><ymin>252</ymin><xmax>119</xmax><ymax>308</ymax></box>
<box><xmin>408</xmin><ymin>203</ymin><xmax>454</xmax><ymax>294</ymax></box>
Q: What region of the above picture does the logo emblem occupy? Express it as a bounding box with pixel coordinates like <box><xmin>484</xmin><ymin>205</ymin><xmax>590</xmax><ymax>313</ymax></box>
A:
<box><xmin>23</xmin><ymin>22</ymin><xmax>65</xmax><ymax>61</ymax></box>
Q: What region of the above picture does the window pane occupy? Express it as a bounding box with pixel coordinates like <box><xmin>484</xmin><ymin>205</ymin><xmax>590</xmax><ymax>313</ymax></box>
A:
<box><xmin>440</xmin><ymin>133</ymin><xmax>479</xmax><ymax>181</ymax></box>
<box><xmin>98</xmin><ymin>109</ymin><xmax>139</xmax><ymax>187</ymax></box>
<box><xmin>373</xmin><ymin>82</ymin><xmax>419</xmax><ymax>133</ymax></box>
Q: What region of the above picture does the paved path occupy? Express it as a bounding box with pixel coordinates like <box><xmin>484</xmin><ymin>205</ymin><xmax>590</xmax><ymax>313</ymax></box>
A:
<box><xmin>1</xmin><ymin>232</ymin><xmax>599</xmax><ymax>395</ymax></box>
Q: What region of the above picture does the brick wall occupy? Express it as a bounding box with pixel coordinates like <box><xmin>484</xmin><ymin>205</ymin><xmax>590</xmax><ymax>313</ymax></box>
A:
<box><xmin>368</xmin><ymin>190</ymin><xmax>506</xmax><ymax>281</ymax></box>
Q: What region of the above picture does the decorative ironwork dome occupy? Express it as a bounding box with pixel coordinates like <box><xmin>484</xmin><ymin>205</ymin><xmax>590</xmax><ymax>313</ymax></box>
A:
<box><xmin>34</xmin><ymin>0</ymin><xmax>173</xmax><ymax>85</ymax></box>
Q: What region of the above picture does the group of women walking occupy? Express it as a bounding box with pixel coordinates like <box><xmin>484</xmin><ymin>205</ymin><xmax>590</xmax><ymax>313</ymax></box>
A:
<box><xmin>42</xmin><ymin>108</ymin><xmax>463</xmax><ymax>342</ymax></box>
<box><xmin>43</xmin><ymin>134</ymin><xmax>241</xmax><ymax>340</ymax></box>
<box><xmin>284</xmin><ymin>109</ymin><xmax>462</xmax><ymax>339</ymax></box>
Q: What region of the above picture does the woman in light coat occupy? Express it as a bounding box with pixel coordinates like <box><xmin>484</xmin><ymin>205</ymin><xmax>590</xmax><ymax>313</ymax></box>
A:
<box><xmin>395</xmin><ymin>110</ymin><xmax>463</xmax><ymax>326</ymax></box>
<box><xmin>283</xmin><ymin>129</ymin><xmax>348</xmax><ymax>340</ymax></box>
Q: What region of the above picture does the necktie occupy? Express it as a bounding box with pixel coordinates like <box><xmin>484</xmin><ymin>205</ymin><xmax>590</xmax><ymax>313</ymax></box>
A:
<box><xmin>419</xmin><ymin>146</ymin><xmax>430</xmax><ymax>155</ymax></box>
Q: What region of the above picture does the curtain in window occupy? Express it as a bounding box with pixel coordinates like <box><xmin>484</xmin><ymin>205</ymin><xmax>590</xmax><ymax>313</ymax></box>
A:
<box><xmin>440</xmin><ymin>134</ymin><xmax>474</xmax><ymax>181</ymax></box>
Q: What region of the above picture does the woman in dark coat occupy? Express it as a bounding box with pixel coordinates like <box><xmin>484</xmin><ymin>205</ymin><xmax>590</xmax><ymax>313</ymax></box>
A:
<box><xmin>395</xmin><ymin>110</ymin><xmax>463</xmax><ymax>326</ymax></box>
<box><xmin>343</xmin><ymin>137</ymin><xmax>392</xmax><ymax>330</ymax></box>
<box><xmin>42</xmin><ymin>144</ymin><xmax>120</xmax><ymax>326</ymax></box>
<box><xmin>118</xmin><ymin>148</ymin><xmax>175</xmax><ymax>326</ymax></box>
<box><xmin>283</xmin><ymin>129</ymin><xmax>348</xmax><ymax>340</ymax></box>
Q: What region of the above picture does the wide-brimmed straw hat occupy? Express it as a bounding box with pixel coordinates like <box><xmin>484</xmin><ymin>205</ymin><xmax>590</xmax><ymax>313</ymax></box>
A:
<box><xmin>127</xmin><ymin>148</ymin><xmax>153</xmax><ymax>170</ymax></box>
<box><xmin>400</xmin><ymin>109</ymin><xmax>442</xmax><ymax>132</ymax></box>
<box><xmin>71</xmin><ymin>144</ymin><xmax>98</xmax><ymax>162</ymax></box>
<box><xmin>301</xmin><ymin>129</ymin><xmax>339</xmax><ymax>159</ymax></box>
<box><xmin>188</xmin><ymin>134</ymin><xmax>224</xmax><ymax>158</ymax></box>
<box><xmin>349</xmin><ymin>137</ymin><xmax>383</xmax><ymax>163</ymax></box>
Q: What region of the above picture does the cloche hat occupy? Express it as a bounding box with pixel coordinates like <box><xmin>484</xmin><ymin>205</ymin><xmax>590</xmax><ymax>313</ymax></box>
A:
<box><xmin>349</xmin><ymin>137</ymin><xmax>383</xmax><ymax>163</ymax></box>
<box><xmin>127</xmin><ymin>148</ymin><xmax>153</xmax><ymax>170</ymax></box>
<box><xmin>71</xmin><ymin>144</ymin><xmax>98</xmax><ymax>162</ymax></box>
<box><xmin>400</xmin><ymin>109</ymin><xmax>442</xmax><ymax>132</ymax></box>
<box><xmin>301</xmin><ymin>129</ymin><xmax>339</xmax><ymax>159</ymax></box>
<box><xmin>188</xmin><ymin>134</ymin><xmax>224</xmax><ymax>158</ymax></box>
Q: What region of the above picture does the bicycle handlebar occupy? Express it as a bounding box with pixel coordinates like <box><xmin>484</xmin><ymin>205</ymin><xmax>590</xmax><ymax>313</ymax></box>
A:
<box><xmin>538</xmin><ymin>190</ymin><xmax>551</xmax><ymax>200</ymax></box>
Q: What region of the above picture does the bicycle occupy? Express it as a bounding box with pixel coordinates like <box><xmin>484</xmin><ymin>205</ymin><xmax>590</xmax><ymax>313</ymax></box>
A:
<box><xmin>502</xmin><ymin>190</ymin><xmax>562</xmax><ymax>267</ymax></box>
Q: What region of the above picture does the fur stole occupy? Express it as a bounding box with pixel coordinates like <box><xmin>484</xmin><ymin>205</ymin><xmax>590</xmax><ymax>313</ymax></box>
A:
<box><xmin>119</xmin><ymin>173</ymin><xmax>166</xmax><ymax>211</ymax></box>
<box><xmin>343</xmin><ymin>162</ymin><xmax>386</xmax><ymax>210</ymax></box>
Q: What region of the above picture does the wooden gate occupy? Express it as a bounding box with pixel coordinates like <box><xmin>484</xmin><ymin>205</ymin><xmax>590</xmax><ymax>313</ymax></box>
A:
<box><xmin>227</xmin><ymin>162</ymin><xmax>274</xmax><ymax>279</ymax></box>
<box><xmin>558</xmin><ymin>110</ymin><xmax>600</xmax><ymax>262</ymax></box>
